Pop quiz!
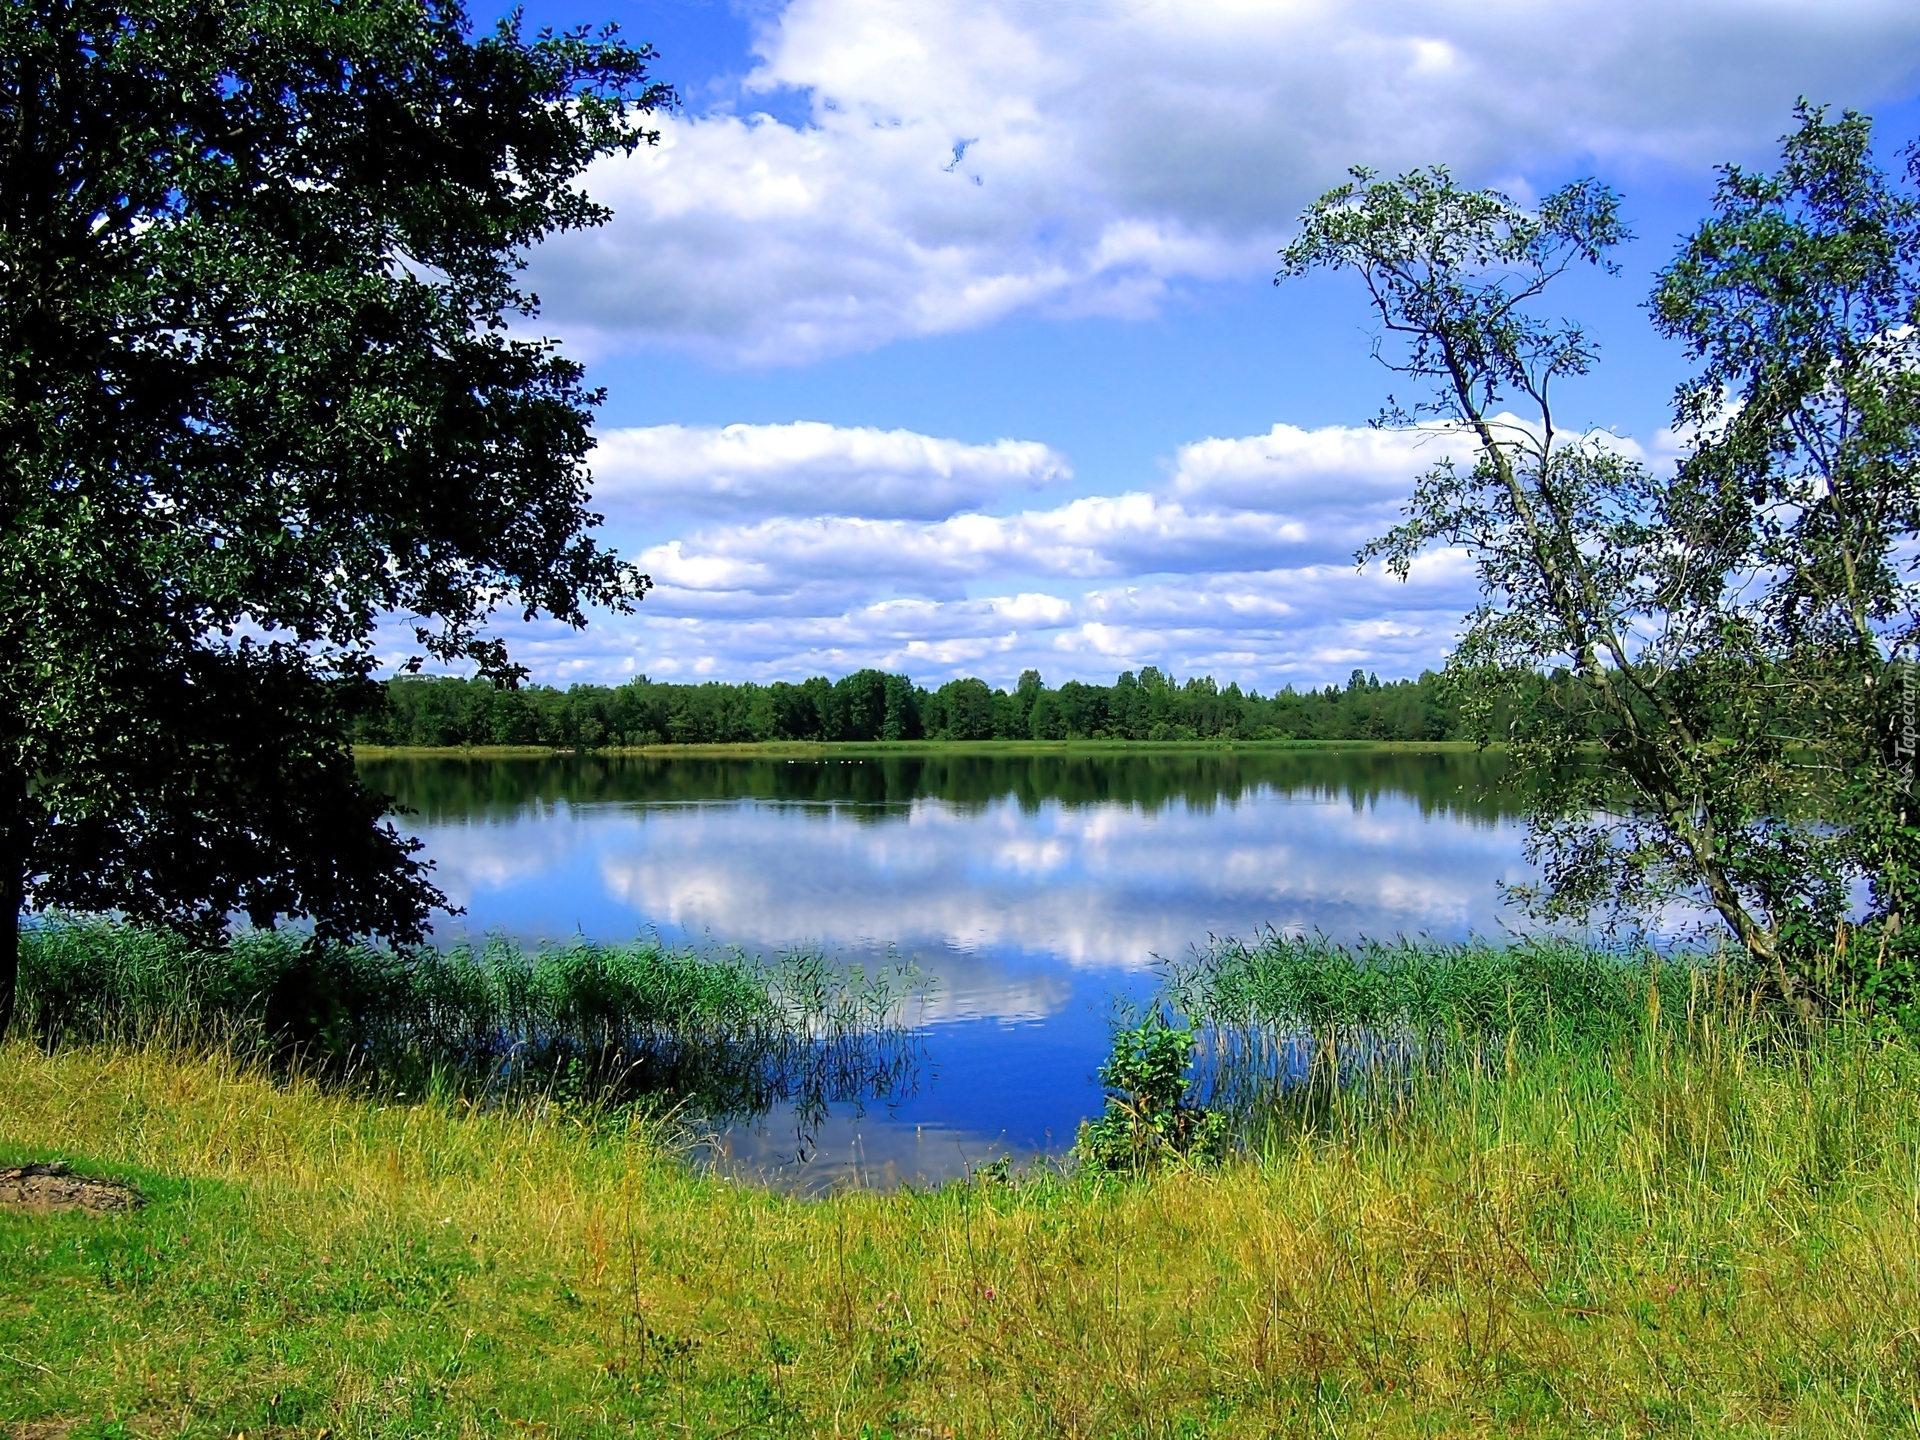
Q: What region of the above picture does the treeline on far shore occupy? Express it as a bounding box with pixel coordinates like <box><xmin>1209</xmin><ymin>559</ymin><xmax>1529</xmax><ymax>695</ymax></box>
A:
<box><xmin>353</xmin><ymin>666</ymin><xmax>1501</xmax><ymax>748</ymax></box>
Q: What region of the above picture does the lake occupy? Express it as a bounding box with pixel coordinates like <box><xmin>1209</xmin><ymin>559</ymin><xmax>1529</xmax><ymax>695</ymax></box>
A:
<box><xmin>359</xmin><ymin>747</ymin><xmax>1527</xmax><ymax>1190</ymax></box>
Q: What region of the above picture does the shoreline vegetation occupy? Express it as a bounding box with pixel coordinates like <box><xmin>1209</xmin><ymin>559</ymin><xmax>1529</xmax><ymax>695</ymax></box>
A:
<box><xmin>13</xmin><ymin>918</ymin><xmax>925</xmax><ymax>1124</ymax></box>
<box><xmin>352</xmin><ymin>667</ymin><xmax>1516</xmax><ymax>750</ymax></box>
<box><xmin>353</xmin><ymin>736</ymin><xmax>1489</xmax><ymax>760</ymax></box>
<box><xmin>8</xmin><ymin>925</ymin><xmax>1920</xmax><ymax>1433</ymax></box>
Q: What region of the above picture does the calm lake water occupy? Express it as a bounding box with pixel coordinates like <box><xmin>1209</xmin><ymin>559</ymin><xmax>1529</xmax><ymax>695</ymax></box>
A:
<box><xmin>360</xmin><ymin>748</ymin><xmax>1527</xmax><ymax>1191</ymax></box>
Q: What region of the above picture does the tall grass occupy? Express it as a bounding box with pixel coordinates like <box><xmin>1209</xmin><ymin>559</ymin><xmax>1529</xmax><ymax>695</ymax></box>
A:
<box><xmin>1169</xmin><ymin>929</ymin><xmax>1710</xmax><ymax>1042</ymax></box>
<box><xmin>9</xmin><ymin>991</ymin><xmax>1920</xmax><ymax>1434</ymax></box>
<box><xmin>1163</xmin><ymin>930</ymin><xmax>1745</xmax><ymax>1140</ymax></box>
<box><xmin>17</xmin><ymin>916</ymin><xmax>924</xmax><ymax>1120</ymax></box>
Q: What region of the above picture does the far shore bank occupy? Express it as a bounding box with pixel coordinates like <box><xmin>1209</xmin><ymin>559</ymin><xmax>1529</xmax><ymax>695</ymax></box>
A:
<box><xmin>352</xmin><ymin>737</ymin><xmax>1494</xmax><ymax>760</ymax></box>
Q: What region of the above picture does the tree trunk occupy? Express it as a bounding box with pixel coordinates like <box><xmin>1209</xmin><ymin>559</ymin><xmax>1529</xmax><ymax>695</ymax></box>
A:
<box><xmin>0</xmin><ymin>880</ymin><xmax>15</xmax><ymax>1045</ymax></box>
<box><xmin>0</xmin><ymin>772</ymin><xmax>20</xmax><ymax>1043</ymax></box>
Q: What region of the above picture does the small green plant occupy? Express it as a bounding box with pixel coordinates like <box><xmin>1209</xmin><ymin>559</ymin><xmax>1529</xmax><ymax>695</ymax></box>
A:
<box><xmin>1075</xmin><ymin>1009</ymin><xmax>1228</xmax><ymax>1171</ymax></box>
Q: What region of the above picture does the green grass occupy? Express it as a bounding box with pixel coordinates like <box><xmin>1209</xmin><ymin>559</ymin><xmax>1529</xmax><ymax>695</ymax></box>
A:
<box><xmin>10</xmin><ymin>935</ymin><xmax>1920</xmax><ymax>1435</ymax></box>
<box><xmin>1167</xmin><ymin>931</ymin><xmax>1760</xmax><ymax>1144</ymax></box>
<box><xmin>1171</xmin><ymin>930</ymin><xmax>1707</xmax><ymax>1040</ymax></box>
<box><xmin>8</xmin><ymin>1003</ymin><xmax>1920</xmax><ymax>1436</ymax></box>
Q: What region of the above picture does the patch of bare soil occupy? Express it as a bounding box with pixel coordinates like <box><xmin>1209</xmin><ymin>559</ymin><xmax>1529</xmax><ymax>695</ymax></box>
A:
<box><xmin>0</xmin><ymin>1162</ymin><xmax>145</xmax><ymax>1214</ymax></box>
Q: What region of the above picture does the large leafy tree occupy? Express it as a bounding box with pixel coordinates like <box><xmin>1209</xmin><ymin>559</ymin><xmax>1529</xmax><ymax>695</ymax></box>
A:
<box><xmin>1652</xmin><ymin>105</ymin><xmax>1920</xmax><ymax>1011</ymax></box>
<box><xmin>1281</xmin><ymin>108</ymin><xmax>1920</xmax><ymax>1012</ymax></box>
<box><xmin>0</xmin><ymin>0</ymin><xmax>669</xmax><ymax>1038</ymax></box>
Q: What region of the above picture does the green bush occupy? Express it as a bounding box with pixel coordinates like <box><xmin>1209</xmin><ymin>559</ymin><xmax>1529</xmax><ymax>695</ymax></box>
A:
<box><xmin>1075</xmin><ymin>1011</ymin><xmax>1228</xmax><ymax>1171</ymax></box>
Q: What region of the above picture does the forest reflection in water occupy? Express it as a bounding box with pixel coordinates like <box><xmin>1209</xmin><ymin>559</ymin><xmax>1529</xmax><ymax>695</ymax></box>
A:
<box><xmin>359</xmin><ymin>746</ymin><xmax>1527</xmax><ymax>1191</ymax></box>
<box><xmin>362</xmin><ymin>745</ymin><xmax>1517</xmax><ymax>823</ymax></box>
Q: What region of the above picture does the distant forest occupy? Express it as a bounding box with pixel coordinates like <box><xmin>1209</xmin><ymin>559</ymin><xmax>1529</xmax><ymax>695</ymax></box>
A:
<box><xmin>355</xmin><ymin>667</ymin><xmax>1499</xmax><ymax>746</ymax></box>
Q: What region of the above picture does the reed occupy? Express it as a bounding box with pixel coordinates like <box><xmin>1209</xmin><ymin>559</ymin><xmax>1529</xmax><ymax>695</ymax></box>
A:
<box><xmin>1168</xmin><ymin>929</ymin><xmax>1708</xmax><ymax>1044</ymax></box>
<box><xmin>16</xmin><ymin>916</ymin><xmax>923</xmax><ymax>1120</ymax></box>
<box><xmin>1162</xmin><ymin>931</ymin><xmax>1755</xmax><ymax>1139</ymax></box>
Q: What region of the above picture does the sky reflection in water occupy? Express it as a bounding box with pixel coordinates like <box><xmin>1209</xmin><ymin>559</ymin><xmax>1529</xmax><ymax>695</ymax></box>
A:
<box><xmin>363</xmin><ymin>750</ymin><xmax>1528</xmax><ymax>1191</ymax></box>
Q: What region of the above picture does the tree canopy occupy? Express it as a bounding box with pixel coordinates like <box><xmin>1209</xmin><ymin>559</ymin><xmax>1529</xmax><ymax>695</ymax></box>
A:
<box><xmin>350</xmin><ymin>666</ymin><xmax>1486</xmax><ymax>747</ymax></box>
<box><xmin>1284</xmin><ymin>105</ymin><xmax>1920</xmax><ymax>1015</ymax></box>
<box><xmin>0</xmin><ymin>0</ymin><xmax>669</xmax><ymax>1037</ymax></box>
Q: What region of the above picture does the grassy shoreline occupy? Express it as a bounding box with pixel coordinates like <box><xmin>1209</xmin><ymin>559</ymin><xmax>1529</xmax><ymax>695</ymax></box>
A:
<box><xmin>8</xmin><ymin>1004</ymin><xmax>1920</xmax><ymax>1436</ymax></box>
<box><xmin>15</xmin><ymin>918</ymin><xmax>923</xmax><ymax>1123</ymax></box>
<box><xmin>14</xmin><ymin>928</ymin><xmax>1914</xmax><ymax>1434</ymax></box>
<box><xmin>353</xmin><ymin>737</ymin><xmax>1491</xmax><ymax>760</ymax></box>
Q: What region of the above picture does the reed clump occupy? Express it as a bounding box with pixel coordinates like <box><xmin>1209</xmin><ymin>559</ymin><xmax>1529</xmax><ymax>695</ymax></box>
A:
<box><xmin>17</xmin><ymin>916</ymin><xmax>922</xmax><ymax>1119</ymax></box>
<box><xmin>1165</xmin><ymin>930</ymin><xmax>1752</xmax><ymax>1136</ymax></box>
<box><xmin>8</xmin><ymin>947</ymin><xmax>1920</xmax><ymax>1435</ymax></box>
<box><xmin>1170</xmin><ymin>929</ymin><xmax>1704</xmax><ymax>1044</ymax></box>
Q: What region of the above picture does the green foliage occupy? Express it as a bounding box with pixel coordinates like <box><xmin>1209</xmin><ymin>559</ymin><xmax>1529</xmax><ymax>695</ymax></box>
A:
<box><xmin>1281</xmin><ymin>109</ymin><xmax>1920</xmax><ymax>1015</ymax></box>
<box><xmin>0</xmin><ymin>0</ymin><xmax>670</xmax><ymax>1037</ymax></box>
<box><xmin>1169</xmin><ymin>931</ymin><xmax>1702</xmax><ymax>1046</ymax></box>
<box><xmin>354</xmin><ymin>665</ymin><xmax>1493</xmax><ymax>747</ymax></box>
<box><xmin>1279</xmin><ymin>164</ymin><xmax>1628</xmax><ymax>431</ymax></box>
<box><xmin>1650</xmin><ymin>103</ymin><xmax>1920</xmax><ymax>1009</ymax></box>
<box><xmin>16</xmin><ymin>917</ymin><xmax>921</xmax><ymax>1122</ymax></box>
<box><xmin>1075</xmin><ymin>1011</ymin><xmax>1228</xmax><ymax>1171</ymax></box>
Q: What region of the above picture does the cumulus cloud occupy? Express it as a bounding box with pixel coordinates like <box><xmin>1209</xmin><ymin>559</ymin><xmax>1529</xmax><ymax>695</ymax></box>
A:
<box><xmin>622</xmin><ymin>419</ymin><xmax>1495</xmax><ymax>599</ymax></box>
<box><xmin>491</xmin><ymin>558</ymin><xmax>1477</xmax><ymax>689</ymax></box>
<box><xmin>531</xmin><ymin>0</ymin><xmax>1920</xmax><ymax>361</ymax></box>
<box><xmin>481</xmin><ymin>415</ymin><xmax>1497</xmax><ymax>689</ymax></box>
<box><xmin>1169</xmin><ymin>422</ymin><xmax>1468</xmax><ymax>516</ymax></box>
<box><xmin>633</xmin><ymin>495</ymin><xmax>1316</xmax><ymax>596</ymax></box>
<box><xmin>590</xmin><ymin>421</ymin><xmax>1070</xmax><ymax>520</ymax></box>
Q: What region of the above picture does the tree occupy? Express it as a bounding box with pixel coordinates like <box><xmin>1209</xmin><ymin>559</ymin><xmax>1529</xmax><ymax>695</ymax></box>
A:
<box><xmin>1651</xmin><ymin>105</ymin><xmax>1920</xmax><ymax>1010</ymax></box>
<box><xmin>1278</xmin><ymin>142</ymin><xmax>1909</xmax><ymax>1011</ymax></box>
<box><xmin>0</xmin><ymin>0</ymin><xmax>671</xmax><ymax>1039</ymax></box>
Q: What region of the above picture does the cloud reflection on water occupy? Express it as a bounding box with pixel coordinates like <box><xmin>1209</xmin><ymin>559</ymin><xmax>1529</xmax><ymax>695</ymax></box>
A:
<box><xmin>371</xmin><ymin>753</ymin><xmax>1536</xmax><ymax>1185</ymax></box>
<box><xmin>395</xmin><ymin>770</ymin><xmax>1531</xmax><ymax>1027</ymax></box>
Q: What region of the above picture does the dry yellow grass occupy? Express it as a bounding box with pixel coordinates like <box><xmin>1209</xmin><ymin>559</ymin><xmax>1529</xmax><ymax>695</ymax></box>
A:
<box><xmin>5</xmin><ymin>1022</ymin><xmax>1920</xmax><ymax>1437</ymax></box>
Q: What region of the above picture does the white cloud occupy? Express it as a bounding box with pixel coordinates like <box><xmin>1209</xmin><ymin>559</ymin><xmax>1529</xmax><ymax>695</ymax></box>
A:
<box><xmin>619</xmin><ymin>419</ymin><xmax>1499</xmax><ymax>600</ymax></box>
<box><xmin>492</xmin><ymin>560</ymin><xmax>1474</xmax><ymax>690</ymax></box>
<box><xmin>475</xmin><ymin>415</ymin><xmax>1494</xmax><ymax>689</ymax></box>
<box><xmin>532</xmin><ymin>0</ymin><xmax>1920</xmax><ymax>361</ymax></box>
<box><xmin>1170</xmin><ymin>421</ymin><xmax>1467</xmax><ymax>516</ymax></box>
<box><xmin>590</xmin><ymin>421</ymin><xmax>1069</xmax><ymax>520</ymax></box>
<box><xmin>634</xmin><ymin>494</ymin><xmax>1325</xmax><ymax>596</ymax></box>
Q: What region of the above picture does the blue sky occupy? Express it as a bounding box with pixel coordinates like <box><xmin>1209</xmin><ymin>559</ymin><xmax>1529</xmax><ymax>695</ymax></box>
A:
<box><xmin>473</xmin><ymin>0</ymin><xmax>1920</xmax><ymax>692</ymax></box>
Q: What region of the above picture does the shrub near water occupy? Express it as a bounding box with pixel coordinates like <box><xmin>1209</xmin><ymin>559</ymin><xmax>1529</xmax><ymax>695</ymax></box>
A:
<box><xmin>17</xmin><ymin>917</ymin><xmax>921</xmax><ymax>1117</ymax></box>
<box><xmin>1076</xmin><ymin>1010</ymin><xmax>1230</xmax><ymax>1170</ymax></box>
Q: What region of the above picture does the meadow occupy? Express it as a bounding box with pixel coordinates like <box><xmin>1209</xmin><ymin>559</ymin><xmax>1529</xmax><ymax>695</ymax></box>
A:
<box><xmin>6</xmin><ymin>926</ymin><xmax>1920</xmax><ymax>1437</ymax></box>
